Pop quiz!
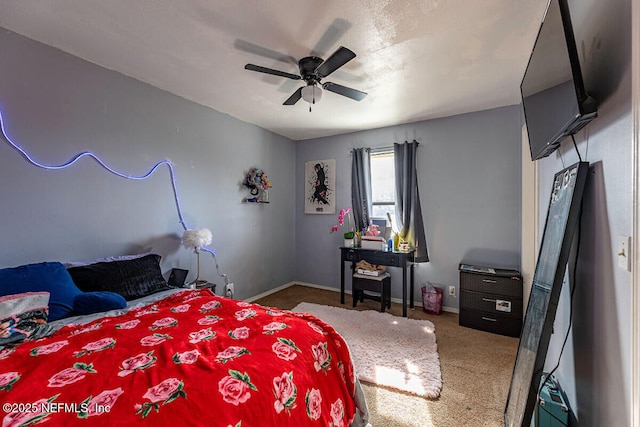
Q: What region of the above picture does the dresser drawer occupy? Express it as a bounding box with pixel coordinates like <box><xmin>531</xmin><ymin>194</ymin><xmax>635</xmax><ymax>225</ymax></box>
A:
<box><xmin>460</xmin><ymin>271</ymin><xmax>522</xmax><ymax>297</ymax></box>
<box><xmin>460</xmin><ymin>290</ymin><xmax>522</xmax><ymax>318</ymax></box>
<box><xmin>343</xmin><ymin>250</ymin><xmax>357</xmax><ymax>262</ymax></box>
<box><xmin>365</xmin><ymin>252</ymin><xmax>399</xmax><ymax>266</ymax></box>
<box><xmin>344</xmin><ymin>249</ymin><xmax>401</xmax><ymax>266</ymax></box>
<box><xmin>459</xmin><ymin>308</ymin><xmax>522</xmax><ymax>337</ymax></box>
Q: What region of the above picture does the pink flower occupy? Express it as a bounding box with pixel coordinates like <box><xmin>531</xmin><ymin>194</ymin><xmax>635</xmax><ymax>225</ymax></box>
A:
<box><xmin>136</xmin><ymin>378</ymin><xmax>186</xmax><ymax>418</ymax></box>
<box><xmin>312</xmin><ymin>342</ymin><xmax>332</xmax><ymax>372</ymax></box>
<box><xmin>198</xmin><ymin>316</ymin><xmax>220</xmax><ymax>325</ymax></box>
<box><xmin>151</xmin><ymin>317</ymin><xmax>178</xmax><ymax>330</ymax></box>
<box><xmin>116</xmin><ymin>319</ymin><xmax>140</xmax><ymax>330</ymax></box>
<box><xmin>82</xmin><ymin>337</ymin><xmax>115</xmax><ymax>353</ymax></box>
<box><xmin>31</xmin><ymin>340</ymin><xmax>68</xmax><ymax>355</ymax></box>
<box><xmin>189</xmin><ymin>328</ymin><xmax>216</xmax><ymax>344</ymax></box>
<box><xmin>200</xmin><ymin>301</ymin><xmax>221</xmax><ymax>313</ymax></box>
<box><xmin>171</xmin><ymin>304</ymin><xmax>191</xmax><ymax>313</ymax></box>
<box><xmin>0</xmin><ymin>372</ymin><xmax>19</xmax><ymax>390</ymax></box>
<box><xmin>229</xmin><ymin>326</ymin><xmax>250</xmax><ymax>340</ymax></box>
<box><xmin>273</xmin><ymin>372</ymin><xmax>297</xmax><ymax>414</ymax></box>
<box><xmin>329</xmin><ymin>208</ymin><xmax>352</xmax><ymax>234</ymax></box>
<box><xmin>307</xmin><ymin>321</ymin><xmax>326</xmax><ymax>335</ymax></box>
<box><xmin>48</xmin><ymin>367</ymin><xmax>88</xmax><ymax>387</ymax></box>
<box><xmin>2</xmin><ymin>397</ymin><xmax>51</xmax><ymax>426</ymax></box>
<box><xmin>330</xmin><ymin>398</ymin><xmax>345</xmax><ymax>427</ymax></box>
<box><xmin>306</xmin><ymin>388</ymin><xmax>322</xmax><ymax>421</ymax></box>
<box><xmin>70</xmin><ymin>323</ymin><xmax>102</xmax><ymax>336</ymax></box>
<box><xmin>218</xmin><ymin>374</ymin><xmax>253</xmax><ymax>405</ymax></box>
<box><xmin>119</xmin><ymin>352</ymin><xmax>157</xmax><ymax>376</ymax></box>
<box><xmin>173</xmin><ymin>349</ymin><xmax>200</xmax><ymax>364</ymax></box>
<box><xmin>143</xmin><ymin>378</ymin><xmax>182</xmax><ymax>403</ymax></box>
<box><xmin>140</xmin><ymin>334</ymin><xmax>170</xmax><ymax>346</ymax></box>
<box><xmin>338</xmin><ymin>208</ymin><xmax>350</xmax><ymax>225</ymax></box>
<box><xmin>234</xmin><ymin>308</ymin><xmax>256</xmax><ymax>321</ymax></box>
<box><xmin>182</xmin><ymin>293</ymin><xmax>201</xmax><ymax>302</ymax></box>
<box><xmin>135</xmin><ymin>305</ymin><xmax>158</xmax><ymax>317</ymax></box>
<box><xmin>0</xmin><ymin>348</ymin><xmax>15</xmax><ymax>360</ymax></box>
<box><xmin>272</xmin><ymin>340</ymin><xmax>298</xmax><ymax>361</ymax></box>
<box><xmin>216</xmin><ymin>346</ymin><xmax>247</xmax><ymax>363</ymax></box>
<box><xmin>263</xmin><ymin>322</ymin><xmax>287</xmax><ymax>334</ymax></box>
<box><xmin>339</xmin><ymin>362</ymin><xmax>346</xmax><ymax>383</ymax></box>
<box><xmin>85</xmin><ymin>388</ymin><xmax>123</xmax><ymax>417</ymax></box>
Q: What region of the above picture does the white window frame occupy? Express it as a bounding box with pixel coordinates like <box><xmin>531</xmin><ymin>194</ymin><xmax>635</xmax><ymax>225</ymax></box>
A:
<box><xmin>369</xmin><ymin>148</ymin><xmax>396</xmax><ymax>230</ymax></box>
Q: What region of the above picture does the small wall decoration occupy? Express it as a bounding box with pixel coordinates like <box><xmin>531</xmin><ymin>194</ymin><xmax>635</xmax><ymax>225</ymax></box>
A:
<box><xmin>304</xmin><ymin>159</ymin><xmax>335</xmax><ymax>214</ymax></box>
<box><xmin>243</xmin><ymin>167</ymin><xmax>271</xmax><ymax>203</ymax></box>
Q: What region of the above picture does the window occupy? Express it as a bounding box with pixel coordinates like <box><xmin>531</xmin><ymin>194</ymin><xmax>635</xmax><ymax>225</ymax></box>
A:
<box><xmin>370</xmin><ymin>150</ymin><xmax>396</xmax><ymax>222</ymax></box>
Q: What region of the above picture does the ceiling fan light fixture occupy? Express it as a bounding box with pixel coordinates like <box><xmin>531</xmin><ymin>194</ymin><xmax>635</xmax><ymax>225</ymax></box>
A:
<box><xmin>301</xmin><ymin>84</ymin><xmax>322</xmax><ymax>104</ymax></box>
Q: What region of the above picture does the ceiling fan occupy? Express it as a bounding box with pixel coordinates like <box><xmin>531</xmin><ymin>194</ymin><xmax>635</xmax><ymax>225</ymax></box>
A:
<box><xmin>244</xmin><ymin>46</ymin><xmax>367</xmax><ymax>108</ymax></box>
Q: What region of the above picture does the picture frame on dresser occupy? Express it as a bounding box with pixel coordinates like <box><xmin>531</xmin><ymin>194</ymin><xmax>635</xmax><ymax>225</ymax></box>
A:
<box><xmin>504</xmin><ymin>162</ymin><xmax>589</xmax><ymax>427</ymax></box>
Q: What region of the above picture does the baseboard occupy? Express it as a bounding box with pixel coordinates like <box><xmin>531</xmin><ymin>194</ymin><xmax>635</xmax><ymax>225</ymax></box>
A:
<box><xmin>244</xmin><ymin>281</ymin><xmax>299</xmax><ymax>303</ymax></box>
<box><xmin>245</xmin><ymin>281</ymin><xmax>459</xmax><ymax>314</ymax></box>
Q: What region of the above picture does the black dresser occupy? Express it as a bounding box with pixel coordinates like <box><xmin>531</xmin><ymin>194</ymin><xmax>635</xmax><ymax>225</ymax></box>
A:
<box><xmin>458</xmin><ymin>264</ymin><xmax>523</xmax><ymax>337</ymax></box>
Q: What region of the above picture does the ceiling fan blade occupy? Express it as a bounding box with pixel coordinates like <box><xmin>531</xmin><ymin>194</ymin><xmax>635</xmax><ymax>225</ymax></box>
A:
<box><xmin>315</xmin><ymin>46</ymin><xmax>356</xmax><ymax>78</ymax></box>
<box><xmin>310</xmin><ymin>18</ymin><xmax>352</xmax><ymax>58</ymax></box>
<box><xmin>283</xmin><ymin>87</ymin><xmax>303</xmax><ymax>105</ymax></box>
<box><xmin>234</xmin><ymin>39</ymin><xmax>297</xmax><ymax>64</ymax></box>
<box><xmin>322</xmin><ymin>82</ymin><xmax>367</xmax><ymax>101</ymax></box>
<box><xmin>245</xmin><ymin>64</ymin><xmax>301</xmax><ymax>80</ymax></box>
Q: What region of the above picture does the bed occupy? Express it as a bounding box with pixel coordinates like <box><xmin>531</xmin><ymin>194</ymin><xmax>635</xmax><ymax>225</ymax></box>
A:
<box><xmin>0</xmin><ymin>256</ymin><xmax>369</xmax><ymax>426</ymax></box>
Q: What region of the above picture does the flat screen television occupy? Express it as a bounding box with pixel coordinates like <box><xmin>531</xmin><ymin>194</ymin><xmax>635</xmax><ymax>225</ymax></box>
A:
<box><xmin>521</xmin><ymin>0</ymin><xmax>597</xmax><ymax>161</ymax></box>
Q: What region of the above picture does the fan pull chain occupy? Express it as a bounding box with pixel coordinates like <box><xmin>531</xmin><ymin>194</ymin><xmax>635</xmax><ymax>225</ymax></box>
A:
<box><xmin>309</xmin><ymin>93</ymin><xmax>316</xmax><ymax>112</ymax></box>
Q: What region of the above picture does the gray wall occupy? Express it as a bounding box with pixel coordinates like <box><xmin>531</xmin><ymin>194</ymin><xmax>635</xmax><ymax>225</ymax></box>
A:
<box><xmin>295</xmin><ymin>106</ymin><xmax>523</xmax><ymax>310</ymax></box>
<box><xmin>535</xmin><ymin>0</ymin><xmax>632</xmax><ymax>425</ymax></box>
<box><xmin>4</xmin><ymin>5</ymin><xmax>634</xmax><ymax>423</ymax></box>
<box><xmin>0</xmin><ymin>28</ymin><xmax>296</xmax><ymax>300</ymax></box>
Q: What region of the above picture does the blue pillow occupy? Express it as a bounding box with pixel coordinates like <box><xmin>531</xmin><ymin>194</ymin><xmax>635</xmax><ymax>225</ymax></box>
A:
<box><xmin>0</xmin><ymin>262</ymin><xmax>82</xmax><ymax>321</ymax></box>
<box><xmin>73</xmin><ymin>292</ymin><xmax>126</xmax><ymax>315</ymax></box>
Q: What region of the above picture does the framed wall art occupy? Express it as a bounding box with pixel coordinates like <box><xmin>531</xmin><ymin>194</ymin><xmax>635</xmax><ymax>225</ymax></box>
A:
<box><xmin>304</xmin><ymin>159</ymin><xmax>335</xmax><ymax>214</ymax></box>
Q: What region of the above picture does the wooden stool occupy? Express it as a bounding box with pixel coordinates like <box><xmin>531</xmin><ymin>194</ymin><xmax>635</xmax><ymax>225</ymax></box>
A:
<box><xmin>352</xmin><ymin>272</ymin><xmax>391</xmax><ymax>312</ymax></box>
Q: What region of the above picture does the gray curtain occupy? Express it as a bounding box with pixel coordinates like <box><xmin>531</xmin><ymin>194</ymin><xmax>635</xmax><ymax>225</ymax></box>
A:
<box><xmin>351</xmin><ymin>148</ymin><xmax>372</xmax><ymax>233</ymax></box>
<box><xmin>394</xmin><ymin>140</ymin><xmax>429</xmax><ymax>262</ymax></box>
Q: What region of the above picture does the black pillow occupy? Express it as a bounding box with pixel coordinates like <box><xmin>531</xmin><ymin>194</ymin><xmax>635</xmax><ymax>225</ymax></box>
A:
<box><xmin>67</xmin><ymin>254</ymin><xmax>171</xmax><ymax>301</ymax></box>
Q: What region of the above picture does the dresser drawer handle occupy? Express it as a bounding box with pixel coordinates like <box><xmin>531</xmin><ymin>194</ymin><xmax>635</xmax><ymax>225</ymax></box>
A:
<box><xmin>482</xmin><ymin>298</ymin><xmax>496</xmax><ymax>303</ymax></box>
<box><xmin>481</xmin><ymin>316</ymin><xmax>497</xmax><ymax>322</ymax></box>
<box><xmin>482</xmin><ymin>279</ymin><xmax>497</xmax><ymax>283</ymax></box>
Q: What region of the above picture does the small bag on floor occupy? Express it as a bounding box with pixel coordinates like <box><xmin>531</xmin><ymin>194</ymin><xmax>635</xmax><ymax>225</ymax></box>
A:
<box><xmin>421</xmin><ymin>283</ymin><xmax>443</xmax><ymax>315</ymax></box>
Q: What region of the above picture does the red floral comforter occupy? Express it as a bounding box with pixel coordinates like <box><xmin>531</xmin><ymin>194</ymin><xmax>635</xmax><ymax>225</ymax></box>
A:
<box><xmin>0</xmin><ymin>290</ymin><xmax>358</xmax><ymax>426</ymax></box>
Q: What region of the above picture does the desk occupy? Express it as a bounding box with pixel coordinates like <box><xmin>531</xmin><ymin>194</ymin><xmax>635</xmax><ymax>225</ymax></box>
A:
<box><xmin>340</xmin><ymin>247</ymin><xmax>415</xmax><ymax>317</ymax></box>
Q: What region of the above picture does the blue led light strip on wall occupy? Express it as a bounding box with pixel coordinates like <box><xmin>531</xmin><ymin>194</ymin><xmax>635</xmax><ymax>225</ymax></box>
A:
<box><xmin>0</xmin><ymin>107</ymin><xmax>228</xmax><ymax>283</ymax></box>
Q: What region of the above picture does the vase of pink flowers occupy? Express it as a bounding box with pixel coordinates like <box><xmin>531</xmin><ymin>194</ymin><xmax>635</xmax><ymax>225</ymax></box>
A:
<box><xmin>330</xmin><ymin>208</ymin><xmax>355</xmax><ymax>247</ymax></box>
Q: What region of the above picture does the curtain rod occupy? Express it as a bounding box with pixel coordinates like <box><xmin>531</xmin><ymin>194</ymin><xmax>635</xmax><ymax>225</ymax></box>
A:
<box><xmin>349</xmin><ymin>140</ymin><xmax>420</xmax><ymax>154</ymax></box>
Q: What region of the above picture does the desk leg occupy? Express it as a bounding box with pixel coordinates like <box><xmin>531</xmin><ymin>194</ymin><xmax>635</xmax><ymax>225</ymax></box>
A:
<box><xmin>402</xmin><ymin>265</ymin><xmax>407</xmax><ymax>317</ymax></box>
<box><xmin>410</xmin><ymin>263</ymin><xmax>415</xmax><ymax>309</ymax></box>
<box><xmin>340</xmin><ymin>260</ymin><xmax>345</xmax><ymax>305</ymax></box>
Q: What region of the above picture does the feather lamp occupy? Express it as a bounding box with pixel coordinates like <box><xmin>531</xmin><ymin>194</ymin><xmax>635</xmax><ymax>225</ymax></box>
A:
<box><xmin>182</xmin><ymin>228</ymin><xmax>213</xmax><ymax>287</ymax></box>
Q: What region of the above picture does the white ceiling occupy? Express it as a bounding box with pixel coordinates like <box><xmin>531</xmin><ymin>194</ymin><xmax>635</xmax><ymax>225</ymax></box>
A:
<box><xmin>0</xmin><ymin>0</ymin><xmax>548</xmax><ymax>141</ymax></box>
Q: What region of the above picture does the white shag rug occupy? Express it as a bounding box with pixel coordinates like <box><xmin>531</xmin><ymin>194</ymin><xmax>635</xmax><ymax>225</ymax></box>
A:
<box><xmin>292</xmin><ymin>302</ymin><xmax>442</xmax><ymax>399</ymax></box>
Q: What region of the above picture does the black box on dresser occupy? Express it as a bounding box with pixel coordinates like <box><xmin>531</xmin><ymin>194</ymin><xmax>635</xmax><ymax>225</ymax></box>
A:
<box><xmin>458</xmin><ymin>264</ymin><xmax>523</xmax><ymax>337</ymax></box>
